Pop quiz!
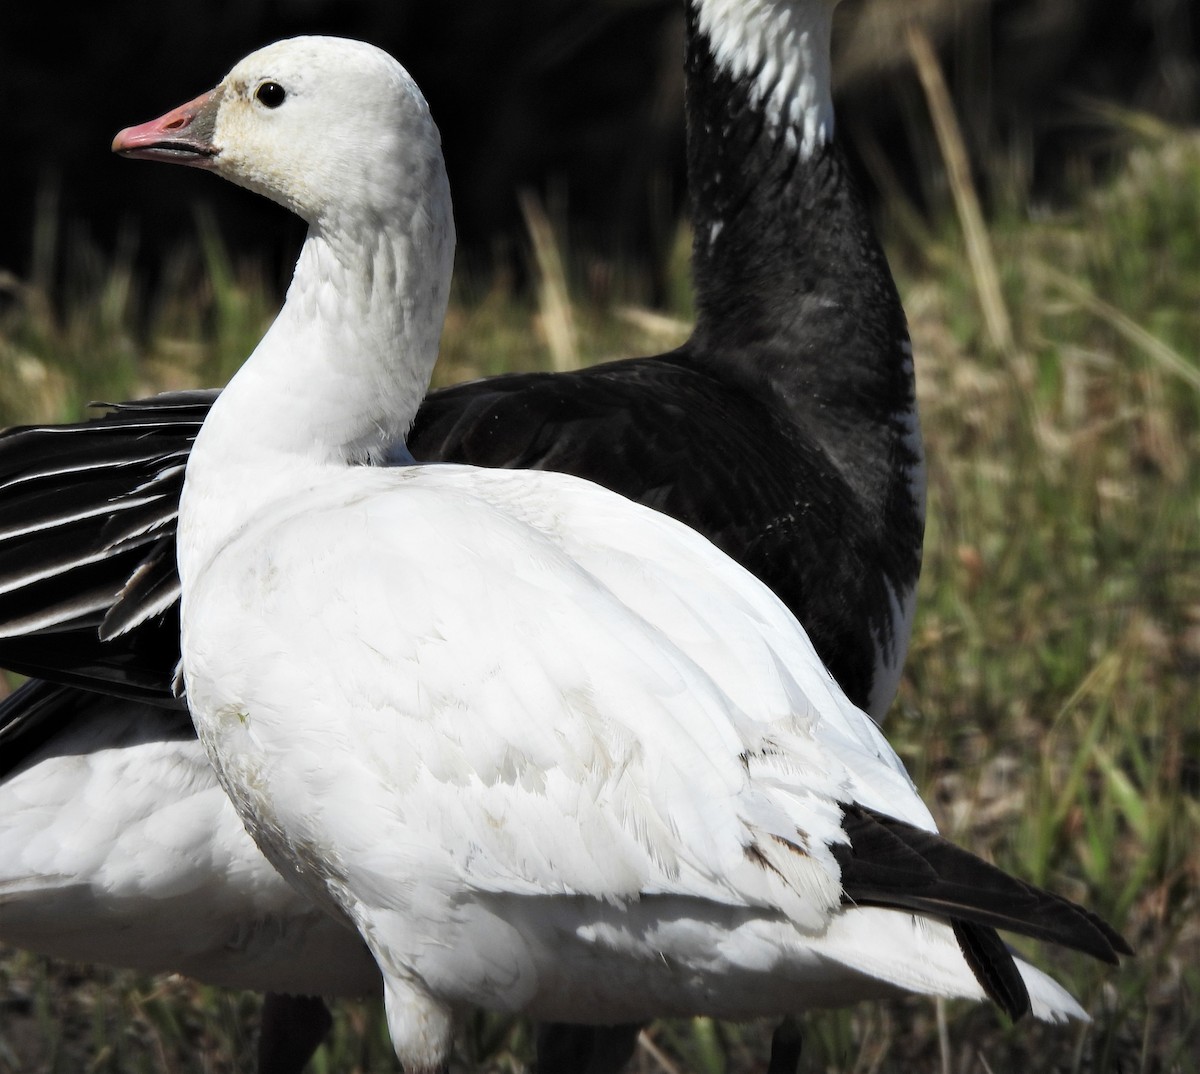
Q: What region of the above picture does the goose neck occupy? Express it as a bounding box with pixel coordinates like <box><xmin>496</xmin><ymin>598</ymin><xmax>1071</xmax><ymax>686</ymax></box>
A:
<box><xmin>689</xmin><ymin>0</ymin><xmax>837</xmax><ymax>162</ymax></box>
<box><xmin>179</xmin><ymin>183</ymin><xmax>454</xmax><ymax>586</ymax></box>
<box><xmin>684</xmin><ymin>0</ymin><xmax>843</xmax><ymax>326</ymax></box>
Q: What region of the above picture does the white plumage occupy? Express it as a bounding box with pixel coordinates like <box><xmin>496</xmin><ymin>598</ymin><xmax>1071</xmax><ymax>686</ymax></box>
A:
<box><xmin>183</xmin><ymin>447</ymin><xmax>1089</xmax><ymax>1039</ymax></box>
<box><xmin>0</xmin><ymin>697</ymin><xmax>376</xmax><ymax>995</ymax></box>
<box><xmin>129</xmin><ymin>34</ymin><xmax>1112</xmax><ymax>1072</ymax></box>
<box><xmin>184</xmin><ymin>457</ymin><xmax>1083</xmax><ymax>1033</ymax></box>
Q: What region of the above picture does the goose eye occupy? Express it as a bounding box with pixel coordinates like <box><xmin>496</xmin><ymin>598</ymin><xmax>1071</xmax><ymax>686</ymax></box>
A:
<box><xmin>255</xmin><ymin>81</ymin><xmax>286</xmax><ymax>108</ymax></box>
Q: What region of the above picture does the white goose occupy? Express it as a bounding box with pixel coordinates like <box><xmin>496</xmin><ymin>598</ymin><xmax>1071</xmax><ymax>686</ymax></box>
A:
<box><xmin>109</xmin><ymin>34</ymin><xmax>1124</xmax><ymax>1072</ymax></box>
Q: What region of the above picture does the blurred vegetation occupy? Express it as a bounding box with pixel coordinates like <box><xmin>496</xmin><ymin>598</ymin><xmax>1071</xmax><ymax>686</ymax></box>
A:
<box><xmin>2</xmin><ymin>1</ymin><xmax>1199</xmax><ymax>1071</ymax></box>
<box><xmin>1</xmin><ymin>0</ymin><xmax>1198</xmax><ymax>291</ymax></box>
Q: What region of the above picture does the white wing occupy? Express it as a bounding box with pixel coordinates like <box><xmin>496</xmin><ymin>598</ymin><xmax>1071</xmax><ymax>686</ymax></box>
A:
<box><xmin>184</xmin><ymin>463</ymin><xmax>931</xmax><ymax>935</ymax></box>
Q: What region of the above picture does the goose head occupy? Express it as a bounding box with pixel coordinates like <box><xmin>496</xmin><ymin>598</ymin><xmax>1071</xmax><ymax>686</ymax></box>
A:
<box><xmin>112</xmin><ymin>36</ymin><xmax>449</xmax><ymax>235</ymax></box>
<box><xmin>113</xmin><ymin>37</ymin><xmax>456</xmax><ymax>474</ymax></box>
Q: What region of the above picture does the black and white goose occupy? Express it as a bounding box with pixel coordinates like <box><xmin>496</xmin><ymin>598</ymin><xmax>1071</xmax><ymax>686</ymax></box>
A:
<box><xmin>145</xmin><ymin>32</ymin><xmax>1123</xmax><ymax>1074</ymax></box>
<box><xmin>1</xmin><ymin>1</ymin><xmax>922</xmax><ymax>1071</ymax></box>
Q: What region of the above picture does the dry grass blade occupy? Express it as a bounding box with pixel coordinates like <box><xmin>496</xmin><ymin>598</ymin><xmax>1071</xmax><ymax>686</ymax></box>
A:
<box><xmin>519</xmin><ymin>189</ymin><xmax>580</xmax><ymax>372</ymax></box>
<box><xmin>638</xmin><ymin>1029</ymin><xmax>688</xmax><ymax>1074</ymax></box>
<box><xmin>905</xmin><ymin>21</ymin><xmax>1014</xmax><ymax>359</ymax></box>
<box><xmin>936</xmin><ymin>997</ymin><xmax>951</xmax><ymax>1074</ymax></box>
<box><xmin>614</xmin><ymin>305</ymin><xmax>692</xmax><ymax>348</ymax></box>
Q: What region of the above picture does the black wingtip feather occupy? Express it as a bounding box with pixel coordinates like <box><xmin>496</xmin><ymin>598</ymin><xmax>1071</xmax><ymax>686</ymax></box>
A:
<box><xmin>952</xmin><ymin>920</ymin><xmax>1030</xmax><ymax>1022</ymax></box>
<box><xmin>832</xmin><ymin>802</ymin><xmax>1130</xmax><ymax>1006</ymax></box>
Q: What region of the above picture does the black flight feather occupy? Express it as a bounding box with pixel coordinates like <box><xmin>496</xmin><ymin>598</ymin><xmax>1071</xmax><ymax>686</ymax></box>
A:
<box><xmin>832</xmin><ymin>800</ymin><xmax>1131</xmax><ymax>1018</ymax></box>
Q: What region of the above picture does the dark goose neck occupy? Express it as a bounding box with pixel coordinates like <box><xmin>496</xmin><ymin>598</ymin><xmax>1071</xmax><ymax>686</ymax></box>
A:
<box><xmin>683</xmin><ymin>0</ymin><xmax>918</xmax><ymax>493</ymax></box>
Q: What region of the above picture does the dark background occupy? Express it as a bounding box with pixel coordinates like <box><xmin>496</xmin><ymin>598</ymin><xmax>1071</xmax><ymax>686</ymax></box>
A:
<box><xmin>3</xmin><ymin>0</ymin><xmax>1198</xmax><ymax>293</ymax></box>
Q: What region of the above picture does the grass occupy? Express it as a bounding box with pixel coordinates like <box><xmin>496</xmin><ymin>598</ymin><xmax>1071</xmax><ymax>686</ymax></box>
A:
<box><xmin>1</xmin><ymin>121</ymin><xmax>1198</xmax><ymax>1072</ymax></box>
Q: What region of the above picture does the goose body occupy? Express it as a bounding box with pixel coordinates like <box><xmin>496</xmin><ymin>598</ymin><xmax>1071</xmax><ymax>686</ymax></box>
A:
<box><xmin>140</xmin><ymin>31</ymin><xmax>1120</xmax><ymax>1073</ymax></box>
<box><xmin>184</xmin><ymin>456</ymin><xmax>1097</xmax><ymax>1049</ymax></box>
<box><xmin>2</xmin><ymin>3</ymin><xmax>927</xmax><ymax>1069</ymax></box>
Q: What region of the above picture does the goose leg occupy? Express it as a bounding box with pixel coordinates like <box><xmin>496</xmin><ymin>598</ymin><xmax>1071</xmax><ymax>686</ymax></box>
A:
<box><xmin>766</xmin><ymin>1015</ymin><xmax>803</xmax><ymax>1074</ymax></box>
<box><xmin>257</xmin><ymin>993</ymin><xmax>333</xmax><ymax>1074</ymax></box>
<box><xmin>536</xmin><ymin>1022</ymin><xmax>642</xmax><ymax>1074</ymax></box>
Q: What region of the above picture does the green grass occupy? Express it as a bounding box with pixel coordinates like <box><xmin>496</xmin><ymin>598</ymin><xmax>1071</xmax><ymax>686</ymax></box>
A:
<box><xmin>1</xmin><ymin>129</ymin><xmax>1198</xmax><ymax>1072</ymax></box>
